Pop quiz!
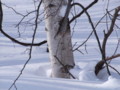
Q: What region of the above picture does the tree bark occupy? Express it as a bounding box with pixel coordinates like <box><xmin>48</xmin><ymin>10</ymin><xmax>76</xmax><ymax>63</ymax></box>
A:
<box><xmin>43</xmin><ymin>0</ymin><xmax>75</xmax><ymax>78</ymax></box>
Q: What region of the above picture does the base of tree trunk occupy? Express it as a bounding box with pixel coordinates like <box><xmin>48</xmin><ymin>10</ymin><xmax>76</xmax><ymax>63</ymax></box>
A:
<box><xmin>95</xmin><ymin>60</ymin><xmax>104</xmax><ymax>75</ymax></box>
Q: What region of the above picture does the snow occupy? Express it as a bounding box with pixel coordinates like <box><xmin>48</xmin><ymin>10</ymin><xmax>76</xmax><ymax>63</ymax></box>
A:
<box><xmin>102</xmin><ymin>76</ymin><xmax>120</xmax><ymax>88</ymax></box>
<box><xmin>0</xmin><ymin>0</ymin><xmax>120</xmax><ymax>90</ymax></box>
<box><xmin>78</xmin><ymin>61</ymin><xmax>99</xmax><ymax>81</ymax></box>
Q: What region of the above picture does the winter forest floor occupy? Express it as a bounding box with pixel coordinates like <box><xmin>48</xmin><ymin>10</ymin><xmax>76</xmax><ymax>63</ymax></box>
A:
<box><xmin>0</xmin><ymin>0</ymin><xmax>120</xmax><ymax>90</ymax></box>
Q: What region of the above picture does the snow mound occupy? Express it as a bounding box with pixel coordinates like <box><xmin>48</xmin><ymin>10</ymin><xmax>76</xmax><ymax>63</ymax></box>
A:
<box><xmin>79</xmin><ymin>70</ymin><xmax>98</xmax><ymax>81</ymax></box>
<box><xmin>102</xmin><ymin>76</ymin><xmax>120</xmax><ymax>89</ymax></box>
<box><xmin>78</xmin><ymin>61</ymin><xmax>100</xmax><ymax>81</ymax></box>
<box><xmin>70</xmin><ymin>65</ymin><xmax>81</xmax><ymax>79</ymax></box>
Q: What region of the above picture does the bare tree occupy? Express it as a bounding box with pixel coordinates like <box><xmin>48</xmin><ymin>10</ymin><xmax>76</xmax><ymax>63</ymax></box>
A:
<box><xmin>42</xmin><ymin>0</ymin><xmax>75</xmax><ymax>78</ymax></box>
<box><xmin>0</xmin><ymin>0</ymin><xmax>120</xmax><ymax>90</ymax></box>
<box><xmin>95</xmin><ymin>6</ymin><xmax>120</xmax><ymax>75</ymax></box>
<box><xmin>42</xmin><ymin>0</ymin><xmax>99</xmax><ymax>78</ymax></box>
<box><xmin>0</xmin><ymin>0</ymin><xmax>98</xmax><ymax>79</ymax></box>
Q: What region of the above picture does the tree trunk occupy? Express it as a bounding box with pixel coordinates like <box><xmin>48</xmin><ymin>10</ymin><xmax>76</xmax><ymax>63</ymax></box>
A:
<box><xmin>43</xmin><ymin>0</ymin><xmax>75</xmax><ymax>78</ymax></box>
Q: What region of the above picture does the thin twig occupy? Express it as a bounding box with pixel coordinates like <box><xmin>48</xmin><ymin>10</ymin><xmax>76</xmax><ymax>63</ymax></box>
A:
<box><xmin>8</xmin><ymin>1</ymin><xmax>42</xmax><ymax>90</ymax></box>
<box><xmin>0</xmin><ymin>2</ymin><xmax>47</xmax><ymax>46</ymax></box>
<box><xmin>54</xmin><ymin>55</ymin><xmax>76</xmax><ymax>79</ymax></box>
<box><xmin>70</xmin><ymin>0</ymin><xmax>98</xmax><ymax>23</ymax></box>
<box><xmin>108</xmin><ymin>65</ymin><xmax>120</xmax><ymax>75</ymax></box>
<box><xmin>102</xmin><ymin>6</ymin><xmax>120</xmax><ymax>58</ymax></box>
<box><xmin>73</xmin><ymin>31</ymin><xmax>93</xmax><ymax>51</ymax></box>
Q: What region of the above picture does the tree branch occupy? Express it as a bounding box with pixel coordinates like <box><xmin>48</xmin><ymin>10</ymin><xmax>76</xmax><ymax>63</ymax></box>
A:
<box><xmin>0</xmin><ymin>28</ymin><xmax>47</xmax><ymax>46</ymax></box>
<box><xmin>54</xmin><ymin>0</ymin><xmax>72</xmax><ymax>38</ymax></box>
<box><xmin>104</xmin><ymin>54</ymin><xmax>120</xmax><ymax>61</ymax></box>
<box><xmin>102</xmin><ymin>6</ymin><xmax>120</xmax><ymax>58</ymax></box>
<box><xmin>73</xmin><ymin>31</ymin><xmax>93</xmax><ymax>52</ymax></box>
<box><xmin>70</xmin><ymin>0</ymin><xmax>98</xmax><ymax>23</ymax></box>
<box><xmin>8</xmin><ymin>0</ymin><xmax>43</xmax><ymax>90</ymax></box>
<box><xmin>72</xmin><ymin>2</ymin><xmax>111</xmax><ymax>75</ymax></box>
<box><xmin>54</xmin><ymin>55</ymin><xmax>76</xmax><ymax>79</ymax></box>
<box><xmin>0</xmin><ymin>2</ymin><xmax>47</xmax><ymax>47</ymax></box>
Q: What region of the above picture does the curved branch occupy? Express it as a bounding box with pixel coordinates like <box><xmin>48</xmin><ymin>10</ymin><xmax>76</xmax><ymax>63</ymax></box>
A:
<box><xmin>71</xmin><ymin>2</ymin><xmax>103</xmax><ymax>55</ymax></box>
<box><xmin>0</xmin><ymin>28</ymin><xmax>47</xmax><ymax>46</ymax></box>
<box><xmin>72</xmin><ymin>2</ymin><xmax>111</xmax><ymax>75</ymax></box>
<box><xmin>0</xmin><ymin>0</ymin><xmax>3</xmax><ymax>25</ymax></box>
<box><xmin>0</xmin><ymin>1</ymin><xmax>47</xmax><ymax>46</ymax></box>
<box><xmin>8</xmin><ymin>0</ymin><xmax>44</xmax><ymax>90</ymax></box>
<box><xmin>70</xmin><ymin>0</ymin><xmax>98</xmax><ymax>23</ymax></box>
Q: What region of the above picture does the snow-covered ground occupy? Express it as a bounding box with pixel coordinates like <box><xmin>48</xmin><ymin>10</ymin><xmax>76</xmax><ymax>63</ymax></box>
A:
<box><xmin>0</xmin><ymin>0</ymin><xmax>120</xmax><ymax>90</ymax></box>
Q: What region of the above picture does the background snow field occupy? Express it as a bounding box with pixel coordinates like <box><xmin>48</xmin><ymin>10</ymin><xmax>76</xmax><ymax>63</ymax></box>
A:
<box><xmin>0</xmin><ymin>0</ymin><xmax>120</xmax><ymax>90</ymax></box>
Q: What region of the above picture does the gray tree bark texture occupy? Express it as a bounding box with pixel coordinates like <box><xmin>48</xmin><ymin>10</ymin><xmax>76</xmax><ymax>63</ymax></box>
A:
<box><xmin>43</xmin><ymin>0</ymin><xmax>75</xmax><ymax>78</ymax></box>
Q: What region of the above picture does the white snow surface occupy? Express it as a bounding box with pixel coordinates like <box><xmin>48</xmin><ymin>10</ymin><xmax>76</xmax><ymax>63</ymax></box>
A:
<box><xmin>0</xmin><ymin>0</ymin><xmax>120</xmax><ymax>90</ymax></box>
